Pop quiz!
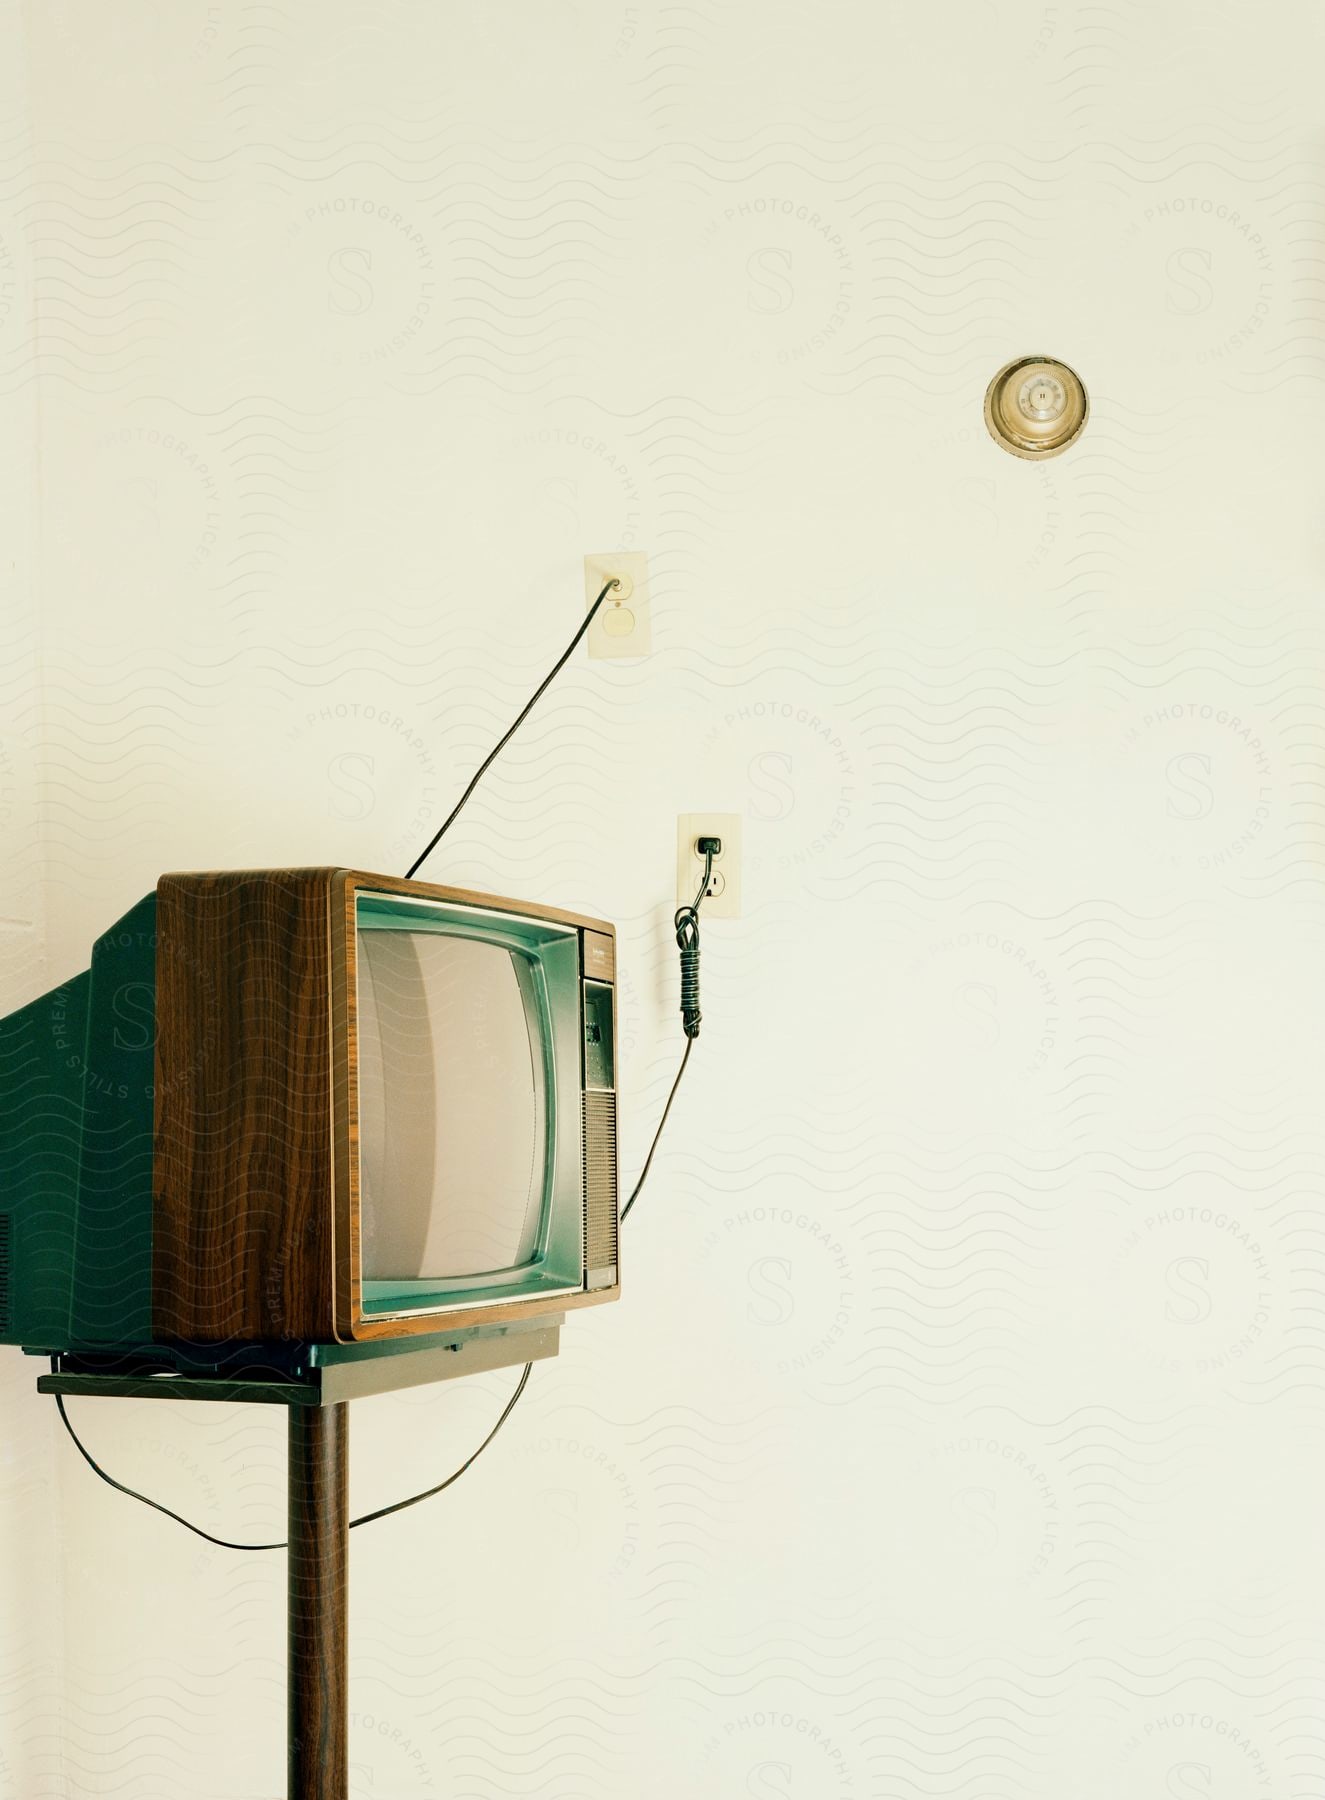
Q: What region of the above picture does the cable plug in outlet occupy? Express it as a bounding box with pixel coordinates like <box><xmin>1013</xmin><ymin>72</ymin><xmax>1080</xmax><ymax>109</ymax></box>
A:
<box><xmin>677</xmin><ymin>814</ymin><xmax>741</xmax><ymax>918</ymax></box>
<box><xmin>585</xmin><ymin>552</ymin><xmax>651</xmax><ymax>658</ymax></box>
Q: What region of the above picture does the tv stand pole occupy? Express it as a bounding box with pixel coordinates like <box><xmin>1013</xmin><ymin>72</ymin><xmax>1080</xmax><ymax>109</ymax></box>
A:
<box><xmin>38</xmin><ymin>1320</ymin><xmax>562</xmax><ymax>1800</ymax></box>
<box><xmin>288</xmin><ymin>1403</ymin><xmax>349</xmax><ymax>1800</ymax></box>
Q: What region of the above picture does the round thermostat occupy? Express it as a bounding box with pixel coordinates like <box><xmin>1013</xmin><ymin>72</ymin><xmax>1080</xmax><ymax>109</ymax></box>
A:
<box><xmin>984</xmin><ymin>355</ymin><xmax>1088</xmax><ymax>459</ymax></box>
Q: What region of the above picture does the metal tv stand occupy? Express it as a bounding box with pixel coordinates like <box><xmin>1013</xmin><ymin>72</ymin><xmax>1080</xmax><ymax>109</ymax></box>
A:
<box><xmin>37</xmin><ymin>1315</ymin><xmax>562</xmax><ymax>1800</ymax></box>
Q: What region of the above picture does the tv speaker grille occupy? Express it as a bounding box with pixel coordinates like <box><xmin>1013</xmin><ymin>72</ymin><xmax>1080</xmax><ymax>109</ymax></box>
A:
<box><xmin>0</xmin><ymin>1212</ymin><xmax>10</xmax><ymax>1332</ymax></box>
<box><xmin>582</xmin><ymin>1091</ymin><xmax>618</xmax><ymax>1287</ymax></box>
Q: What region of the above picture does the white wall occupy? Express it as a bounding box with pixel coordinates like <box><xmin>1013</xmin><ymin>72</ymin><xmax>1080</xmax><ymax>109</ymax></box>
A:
<box><xmin>3</xmin><ymin>1</ymin><xmax>1325</xmax><ymax>1794</ymax></box>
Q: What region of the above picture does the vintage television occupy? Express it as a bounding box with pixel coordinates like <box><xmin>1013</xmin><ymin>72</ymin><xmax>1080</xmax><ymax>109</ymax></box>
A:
<box><xmin>0</xmin><ymin>868</ymin><xmax>619</xmax><ymax>1366</ymax></box>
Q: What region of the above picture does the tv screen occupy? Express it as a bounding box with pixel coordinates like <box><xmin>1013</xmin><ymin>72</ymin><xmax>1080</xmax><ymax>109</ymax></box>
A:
<box><xmin>350</xmin><ymin>886</ymin><xmax>596</xmax><ymax>1325</ymax></box>
<box><xmin>356</xmin><ymin>931</ymin><xmax>548</xmax><ymax>1282</ymax></box>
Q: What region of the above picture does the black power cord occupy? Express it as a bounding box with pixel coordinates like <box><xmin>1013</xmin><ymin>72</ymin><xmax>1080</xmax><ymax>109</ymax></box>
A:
<box><xmin>55</xmin><ymin>1365</ymin><xmax>531</xmax><ymax>1553</ymax></box>
<box><xmin>620</xmin><ymin>840</ymin><xmax>717</xmax><ymax>1226</ymax></box>
<box><xmin>676</xmin><ymin>838</ymin><xmax>718</xmax><ymax>1040</ymax></box>
<box><xmin>404</xmin><ymin>578</ymin><xmax>618</xmax><ymax>879</ymax></box>
<box><xmin>54</xmin><ymin>597</ymin><xmax>719</xmax><ymax>1548</ymax></box>
<box><xmin>54</xmin><ymin>841</ymin><xmax>716</xmax><ymax>1547</ymax></box>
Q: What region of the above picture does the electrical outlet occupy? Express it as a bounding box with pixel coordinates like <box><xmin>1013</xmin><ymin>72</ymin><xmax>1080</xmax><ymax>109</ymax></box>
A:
<box><xmin>585</xmin><ymin>551</ymin><xmax>651</xmax><ymax>658</ymax></box>
<box><xmin>677</xmin><ymin>813</ymin><xmax>741</xmax><ymax>918</ymax></box>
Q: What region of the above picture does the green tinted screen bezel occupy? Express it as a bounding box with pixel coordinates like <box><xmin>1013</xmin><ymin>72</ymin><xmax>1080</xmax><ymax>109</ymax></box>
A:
<box><xmin>353</xmin><ymin>892</ymin><xmax>584</xmax><ymax>1317</ymax></box>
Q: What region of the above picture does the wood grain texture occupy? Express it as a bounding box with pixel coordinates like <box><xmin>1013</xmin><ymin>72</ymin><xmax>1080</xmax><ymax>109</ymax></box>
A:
<box><xmin>153</xmin><ymin>868</ymin><xmax>339</xmax><ymax>1343</ymax></box>
<box><xmin>288</xmin><ymin>1402</ymin><xmax>348</xmax><ymax>1800</ymax></box>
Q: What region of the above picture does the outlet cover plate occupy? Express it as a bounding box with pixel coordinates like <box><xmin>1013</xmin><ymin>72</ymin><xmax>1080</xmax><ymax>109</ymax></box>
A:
<box><xmin>677</xmin><ymin>813</ymin><xmax>742</xmax><ymax>918</ymax></box>
<box><xmin>585</xmin><ymin>551</ymin><xmax>651</xmax><ymax>658</ymax></box>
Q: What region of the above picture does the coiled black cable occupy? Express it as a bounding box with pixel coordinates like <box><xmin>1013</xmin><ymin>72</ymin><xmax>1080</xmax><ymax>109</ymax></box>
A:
<box><xmin>674</xmin><ymin>844</ymin><xmax>714</xmax><ymax>1039</ymax></box>
<box><xmin>619</xmin><ymin>843</ymin><xmax>717</xmax><ymax>1226</ymax></box>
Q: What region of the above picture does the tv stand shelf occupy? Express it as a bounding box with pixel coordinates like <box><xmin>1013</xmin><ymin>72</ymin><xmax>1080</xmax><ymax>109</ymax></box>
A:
<box><xmin>38</xmin><ymin>1317</ymin><xmax>561</xmax><ymax>1408</ymax></box>
<box><xmin>37</xmin><ymin>1319</ymin><xmax>561</xmax><ymax>1800</ymax></box>
<box><xmin>42</xmin><ymin>1369</ymin><xmax>319</xmax><ymax>1404</ymax></box>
